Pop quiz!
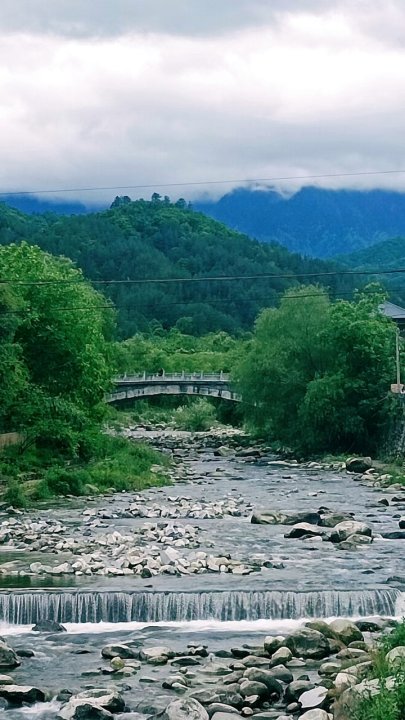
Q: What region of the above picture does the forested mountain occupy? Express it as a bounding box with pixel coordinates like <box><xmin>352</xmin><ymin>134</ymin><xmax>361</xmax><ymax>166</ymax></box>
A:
<box><xmin>337</xmin><ymin>236</ymin><xmax>405</xmax><ymax>307</ymax></box>
<box><xmin>196</xmin><ymin>187</ymin><xmax>405</xmax><ymax>258</ymax></box>
<box><xmin>0</xmin><ymin>196</ymin><xmax>356</xmax><ymax>338</ymax></box>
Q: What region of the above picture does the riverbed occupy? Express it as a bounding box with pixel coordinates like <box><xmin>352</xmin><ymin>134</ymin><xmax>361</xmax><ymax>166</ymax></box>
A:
<box><xmin>0</xmin><ymin>429</ymin><xmax>403</xmax><ymax>718</ymax></box>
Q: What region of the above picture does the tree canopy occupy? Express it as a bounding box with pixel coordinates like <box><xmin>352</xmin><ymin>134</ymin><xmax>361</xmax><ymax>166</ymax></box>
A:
<box><xmin>236</xmin><ymin>285</ymin><xmax>397</xmax><ymax>455</ymax></box>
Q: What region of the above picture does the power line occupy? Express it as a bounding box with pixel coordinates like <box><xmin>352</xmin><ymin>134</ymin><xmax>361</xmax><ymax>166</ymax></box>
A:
<box><xmin>1</xmin><ymin>168</ymin><xmax>405</xmax><ymax>197</ymax></box>
<box><xmin>0</xmin><ymin>288</ymin><xmax>388</xmax><ymax>315</ymax></box>
<box><xmin>1</xmin><ymin>266</ymin><xmax>405</xmax><ymax>286</ymax></box>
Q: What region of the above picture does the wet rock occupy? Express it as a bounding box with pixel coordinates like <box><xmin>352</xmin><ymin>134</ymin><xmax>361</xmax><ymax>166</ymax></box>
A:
<box><xmin>284</xmin><ymin>680</ymin><xmax>315</xmax><ymax>703</ymax></box>
<box><xmin>299</xmin><ymin>711</ymin><xmax>332</xmax><ymax>720</ymax></box>
<box><xmin>329</xmin><ymin>521</ymin><xmax>372</xmax><ymax>543</ymax></box>
<box><xmin>161</xmin><ymin>697</ymin><xmax>209</xmax><ymax>719</ymax></box>
<box><xmin>0</xmin><ymin>642</ymin><xmax>20</xmax><ymax>669</ymax></box>
<box><xmin>207</xmin><ymin>703</ymin><xmax>240</xmax><ymax>716</ymax></box>
<box><xmin>263</xmin><ymin>636</ymin><xmax>285</xmax><ymax>655</ymax></box>
<box><xmin>243</xmin><ymin>668</ymin><xmax>283</xmax><ymax>696</ymax></box>
<box><xmin>240</xmin><ymin>680</ymin><xmax>269</xmax><ymax>699</ymax></box>
<box><xmin>345</xmin><ymin>457</ymin><xmax>373</xmax><ymax>473</ymax></box>
<box><xmin>328</xmin><ymin>619</ymin><xmax>363</xmax><ymax>645</ymax></box>
<box><xmin>101</xmin><ymin>644</ymin><xmax>139</xmax><ymax>660</ymax></box>
<box><xmin>382</xmin><ymin>531</ymin><xmax>405</xmax><ymax>539</ymax></box>
<box><xmin>57</xmin><ymin>699</ymin><xmax>114</xmax><ymax>719</ymax></box>
<box><xmin>251</xmin><ymin>510</ymin><xmax>320</xmax><ymax>526</ymax></box>
<box><xmin>284</xmin><ymin>524</ymin><xmax>328</xmax><ymax>539</ymax></box>
<box><xmin>268</xmin><ymin>647</ymin><xmax>292</xmax><ymax>666</ymax></box>
<box><xmin>299</xmin><ymin>686</ymin><xmax>328</xmax><ymax>709</ymax></box>
<box><xmin>32</xmin><ymin>620</ymin><xmax>66</xmax><ymax>632</ymax></box>
<box><xmin>0</xmin><ymin>685</ymin><xmax>45</xmax><ymax>706</ymax></box>
<box><xmin>0</xmin><ymin>675</ymin><xmax>14</xmax><ymax>685</ymax></box>
<box><xmin>140</xmin><ymin>646</ymin><xmax>175</xmax><ymax>664</ymax></box>
<box><xmin>285</xmin><ymin>628</ymin><xmax>331</xmax><ymax>659</ymax></box>
<box><xmin>385</xmin><ymin>646</ymin><xmax>405</xmax><ymax>668</ymax></box>
<box><xmin>77</xmin><ymin>689</ymin><xmax>125</xmax><ymax>713</ymax></box>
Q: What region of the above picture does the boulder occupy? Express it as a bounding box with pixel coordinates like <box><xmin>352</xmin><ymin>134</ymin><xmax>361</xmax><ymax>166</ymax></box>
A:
<box><xmin>338</xmin><ymin>534</ymin><xmax>373</xmax><ymax>549</ymax></box>
<box><xmin>328</xmin><ymin>619</ymin><xmax>363</xmax><ymax>645</ymax></box>
<box><xmin>299</xmin><ymin>686</ymin><xmax>328</xmax><ymax>709</ymax></box>
<box><xmin>239</xmin><ymin>680</ymin><xmax>269</xmax><ymax>698</ymax></box>
<box><xmin>32</xmin><ymin>620</ymin><xmax>66</xmax><ymax>632</ymax></box>
<box><xmin>299</xmin><ymin>711</ymin><xmax>332</xmax><ymax>720</ymax></box>
<box><xmin>329</xmin><ymin>521</ymin><xmax>372</xmax><ymax>543</ymax></box>
<box><xmin>140</xmin><ymin>646</ymin><xmax>175</xmax><ymax>664</ymax></box>
<box><xmin>0</xmin><ymin>685</ymin><xmax>45</xmax><ymax>705</ymax></box>
<box><xmin>385</xmin><ymin>646</ymin><xmax>405</xmax><ymax>668</ymax></box>
<box><xmin>263</xmin><ymin>636</ymin><xmax>285</xmax><ymax>655</ymax></box>
<box><xmin>268</xmin><ymin>647</ymin><xmax>292</xmax><ymax>666</ymax></box>
<box><xmin>57</xmin><ymin>700</ymin><xmax>113</xmax><ymax>720</ymax></box>
<box><xmin>284</xmin><ymin>524</ymin><xmax>327</xmax><ymax>539</ymax></box>
<box><xmin>284</xmin><ymin>680</ymin><xmax>315</xmax><ymax>703</ymax></box>
<box><xmin>251</xmin><ymin>510</ymin><xmax>320</xmax><ymax>526</ymax></box>
<box><xmin>345</xmin><ymin>457</ymin><xmax>373</xmax><ymax>473</ymax></box>
<box><xmin>243</xmin><ymin>668</ymin><xmax>284</xmax><ymax>695</ymax></box>
<box><xmin>0</xmin><ymin>642</ymin><xmax>20</xmax><ymax>669</ymax></box>
<box><xmin>285</xmin><ymin>628</ymin><xmax>331</xmax><ymax>659</ymax></box>
<box><xmin>76</xmin><ymin>689</ymin><xmax>125</xmax><ymax>713</ymax></box>
<box><xmin>101</xmin><ymin>644</ymin><xmax>139</xmax><ymax>660</ymax></box>
<box><xmin>161</xmin><ymin>698</ymin><xmax>209</xmax><ymax>719</ymax></box>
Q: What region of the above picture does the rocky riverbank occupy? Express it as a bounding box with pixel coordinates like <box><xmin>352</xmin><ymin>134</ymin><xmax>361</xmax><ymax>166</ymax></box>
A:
<box><xmin>0</xmin><ymin>614</ymin><xmax>402</xmax><ymax>719</ymax></box>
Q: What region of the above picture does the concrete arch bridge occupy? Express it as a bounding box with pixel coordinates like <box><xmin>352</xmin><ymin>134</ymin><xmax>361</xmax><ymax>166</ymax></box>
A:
<box><xmin>106</xmin><ymin>372</ymin><xmax>241</xmax><ymax>404</ymax></box>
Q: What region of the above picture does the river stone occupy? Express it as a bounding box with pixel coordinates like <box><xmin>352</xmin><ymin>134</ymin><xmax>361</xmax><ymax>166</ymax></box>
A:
<box><xmin>0</xmin><ymin>675</ymin><xmax>13</xmax><ymax>685</ymax></box>
<box><xmin>385</xmin><ymin>646</ymin><xmax>405</xmax><ymax>668</ymax></box>
<box><xmin>305</xmin><ymin>621</ymin><xmax>339</xmax><ymax>640</ymax></box>
<box><xmin>251</xmin><ymin>510</ymin><xmax>320</xmax><ymax>526</ymax></box>
<box><xmin>299</xmin><ymin>711</ymin><xmax>332</xmax><ymax>720</ymax></box>
<box><xmin>57</xmin><ymin>699</ymin><xmax>113</xmax><ymax>720</ymax></box>
<box><xmin>0</xmin><ymin>685</ymin><xmax>45</xmax><ymax>705</ymax></box>
<box><xmin>284</xmin><ymin>680</ymin><xmax>315</xmax><ymax>703</ymax></box>
<box><xmin>211</xmin><ymin>714</ymin><xmax>241</xmax><ymax>720</ymax></box>
<box><xmin>101</xmin><ymin>644</ymin><xmax>139</xmax><ymax>660</ymax></box>
<box><xmin>240</xmin><ymin>680</ymin><xmax>269</xmax><ymax>699</ymax></box>
<box><xmin>243</xmin><ymin>668</ymin><xmax>284</xmax><ymax>695</ymax></box>
<box><xmin>285</xmin><ymin>628</ymin><xmax>330</xmax><ymax>659</ymax></box>
<box><xmin>208</xmin><ymin>704</ymin><xmax>240</xmax><ymax>716</ymax></box>
<box><xmin>77</xmin><ymin>689</ymin><xmax>125</xmax><ymax>713</ymax></box>
<box><xmin>329</xmin><ymin>521</ymin><xmax>372</xmax><ymax>543</ymax></box>
<box><xmin>140</xmin><ymin>646</ymin><xmax>175</xmax><ymax>664</ymax></box>
<box><xmin>284</xmin><ymin>524</ymin><xmax>327</xmax><ymax>539</ymax></box>
<box><xmin>268</xmin><ymin>664</ymin><xmax>293</xmax><ymax>684</ymax></box>
<box><xmin>0</xmin><ymin>642</ymin><xmax>20</xmax><ymax>669</ymax></box>
<box><xmin>269</xmin><ymin>647</ymin><xmax>292</xmax><ymax>666</ymax></box>
<box><xmin>263</xmin><ymin>636</ymin><xmax>285</xmax><ymax>655</ymax></box>
<box><xmin>328</xmin><ymin>619</ymin><xmax>363</xmax><ymax>645</ymax></box>
<box><xmin>299</xmin><ymin>686</ymin><xmax>328</xmax><ymax>709</ymax></box>
<box><xmin>32</xmin><ymin>620</ymin><xmax>66</xmax><ymax>632</ymax></box>
<box><xmin>162</xmin><ymin>698</ymin><xmax>209</xmax><ymax>719</ymax></box>
<box><xmin>345</xmin><ymin>457</ymin><xmax>372</xmax><ymax>473</ymax></box>
<box><xmin>319</xmin><ymin>513</ymin><xmax>352</xmax><ymax>527</ymax></box>
<box><xmin>338</xmin><ymin>533</ymin><xmax>373</xmax><ymax>549</ymax></box>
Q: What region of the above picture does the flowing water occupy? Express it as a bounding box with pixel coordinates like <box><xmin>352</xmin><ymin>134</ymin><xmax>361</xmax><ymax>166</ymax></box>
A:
<box><xmin>0</xmin><ymin>433</ymin><xmax>404</xmax><ymax>717</ymax></box>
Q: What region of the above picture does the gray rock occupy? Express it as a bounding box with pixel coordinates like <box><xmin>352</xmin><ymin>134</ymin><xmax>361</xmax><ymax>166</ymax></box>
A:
<box><xmin>328</xmin><ymin>619</ymin><xmax>363</xmax><ymax>645</ymax></box>
<box><xmin>299</xmin><ymin>711</ymin><xmax>332</xmax><ymax>720</ymax></box>
<box><xmin>285</xmin><ymin>628</ymin><xmax>331</xmax><ymax>659</ymax></box>
<box><xmin>76</xmin><ymin>689</ymin><xmax>125</xmax><ymax>713</ymax></box>
<box><xmin>284</xmin><ymin>680</ymin><xmax>315</xmax><ymax>703</ymax></box>
<box><xmin>268</xmin><ymin>647</ymin><xmax>292</xmax><ymax>666</ymax></box>
<box><xmin>244</xmin><ymin>667</ymin><xmax>284</xmax><ymax>694</ymax></box>
<box><xmin>32</xmin><ymin>620</ymin><xmax>66</xmax><ymax>632</ymax></box>
<box><xmin>161</xmin><ymin>698</ymin><xmax>209</xmax><ymax>720</ymax></box>
<box><xmin>251</xmin><ymin>510</ymin><xmax>320</xmax><ymax>526</ymax></box>
<box><xmin>345</xmin><ymin>457</ymin><xmax>372</xmax><ymax>473</ymax></box>
<box><xmin>0</xmin><ymin>685</ymin><xmax>45</xmax><ymax>705</ymax></box>
<box><xmin>263</xmin><ymin>636</ymin><xmax>285</xmax><ymax>655</ymax></box>
<box><xmin>299</xmin><ymin>686</ymin><xmax>328</xmax><ymax>709</ymax></box>
<box><xmin>329</xmin><ymin>521</ymin><xmax>372</xmax><ymax>543</ymax></box>
<box><xmin>57</xmin><ymin>700</ymin><xmax>113</xmax><ymax>720</ymax></box>
<box><xmin>101</xmin><ymin>644</ymin><xmax>139</xmax><ymax>660</ymax></box>
<box><xmin>385</xmin><ymin>646</ymin><xmax>405</xmax><ymax>668</ymax></box>
<box><xmin>285</xmin><ymin>523</ymin><xmax>328</xmax><ymax>539</ymax></box>
<box><xmin>0</xmin><ymin>642</ymin><xmax>20</xmax><ymax>669</ymax></box>
<box><xmin>239</xmin><ymin>680</ymin><xmax>269</xmax><ymax>699</ymax></box>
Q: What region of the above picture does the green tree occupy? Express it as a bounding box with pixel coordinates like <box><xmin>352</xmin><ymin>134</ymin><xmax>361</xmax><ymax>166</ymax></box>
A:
<box><xmin>236</xmin><ymin>285</ymin><xmax>396</xmax><ymax>455</ymax></box>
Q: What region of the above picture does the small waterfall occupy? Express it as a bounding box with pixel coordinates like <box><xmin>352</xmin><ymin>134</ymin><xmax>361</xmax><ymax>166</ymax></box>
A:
<box><xmin>0</xmin><ymin>589</ymin><xmax>400</xmax><ymax>625</ymax></box>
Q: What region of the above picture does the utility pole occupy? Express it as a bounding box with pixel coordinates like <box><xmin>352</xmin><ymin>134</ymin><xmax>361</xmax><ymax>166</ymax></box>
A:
<box><xmin>396</xmin><ymin>327</ymin><xmax>401</xmax><ymax>391</ymax></box>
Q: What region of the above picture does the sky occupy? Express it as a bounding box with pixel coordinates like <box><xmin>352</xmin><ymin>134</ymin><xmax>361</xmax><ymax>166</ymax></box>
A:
<box><xmin>0</xmin><ymin>0</ymin><xmax>405</xmax><ymax>205</ymax></box>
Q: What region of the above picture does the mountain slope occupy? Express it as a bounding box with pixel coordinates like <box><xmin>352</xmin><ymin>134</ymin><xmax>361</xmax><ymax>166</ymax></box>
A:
<box><xmin>196</xmin><ymin>187</ymin><xmax>405</xmax><ymax>258</ymax></box>
<box><xmin>0</xmin><ymin>196</ymin><xmax>355</xmax><ymax>338</ymax></box>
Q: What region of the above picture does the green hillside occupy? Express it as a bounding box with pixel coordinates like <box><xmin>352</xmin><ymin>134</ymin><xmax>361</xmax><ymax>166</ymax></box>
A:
<box><xmin>338</xmin><ymin>236</ymin><xmax>405</xmax><ymax>306</ymax></box>
<box><xmin>0</xmin><ymin>195</ymin><xmax>356</xmax><ymax>338</ymax></box>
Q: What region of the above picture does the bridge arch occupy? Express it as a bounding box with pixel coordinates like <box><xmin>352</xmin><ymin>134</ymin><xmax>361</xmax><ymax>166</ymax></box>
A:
<box><xmin>106</xmin><ymin>372</ymin><xmax>241</xmax><ymax>404</ymax></box>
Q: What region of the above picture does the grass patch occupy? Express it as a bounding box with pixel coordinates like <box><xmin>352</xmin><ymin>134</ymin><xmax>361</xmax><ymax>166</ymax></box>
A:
<box><xmin>352</xmin><ymin>621</ymin><xmax>405</xmax><ymax>720</ymax></box>
<box><xmin>172</xmin><ymin>398</ymin><xmax>218</xmax><ymax>432</ymax></box>
<box><xmin>0</xmin><ymin>431</ymin><xmax>170</xmax><ymax>506</ymax></box>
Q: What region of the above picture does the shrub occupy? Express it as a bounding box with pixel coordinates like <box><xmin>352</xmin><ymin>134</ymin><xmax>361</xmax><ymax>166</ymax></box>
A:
<box><xmin>3</xmin><ymin>478</ymin><xmax>27</xmax><ymax>508</ymax></box>
<box><xmin>173</xmin><ymin>399</ymin><xmax>217</xmax><ymax>431</ymax></box>
<box><xmin>44</xmin><ymin>467</ymin><xmax>90</xmax><ymax>496</ymax></box>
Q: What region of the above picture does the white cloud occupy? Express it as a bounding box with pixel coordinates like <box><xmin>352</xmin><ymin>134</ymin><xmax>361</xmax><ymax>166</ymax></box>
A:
<box><xmin>0</xmin><ymin>1</ymin><xmax>404</xmax><ymax>203</ymax></box>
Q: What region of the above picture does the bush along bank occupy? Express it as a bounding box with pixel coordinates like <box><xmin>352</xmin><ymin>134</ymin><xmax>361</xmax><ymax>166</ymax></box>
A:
<box><xmin>0</xmin><ymin>432</ymin><xmax>170</xmax><ymax>508</ymax></box>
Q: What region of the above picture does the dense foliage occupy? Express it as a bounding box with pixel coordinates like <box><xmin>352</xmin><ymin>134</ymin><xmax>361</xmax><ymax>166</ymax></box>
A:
<box><xmin>0</xmin><ymin>196</ymin><xmax>355</xmax><ymax>338</ymax></box>
<box><xmin>197</xmin><ymin>186</ymin><xmax>405</xmax><ymax>257</ymax></box>
<box><xmin>338</xmin><ymin>236</ymin><xmax>405</xmax><ymax>307</ymax></box>
<box><xmin>236</xmin><ymin>285</ymin><xmax>397</xmax><ymax>455</ymax></box>
<box><xmin>114</xmin><ymin>328</ymin><xmax>245</xmax><ymax>374</ymax></box>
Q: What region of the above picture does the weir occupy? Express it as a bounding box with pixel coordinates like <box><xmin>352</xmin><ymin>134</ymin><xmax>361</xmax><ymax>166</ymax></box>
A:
<box><xmin>0</xmin><ymin>589</ymin><xmax>401</xmax><ymax>625</ymax></box>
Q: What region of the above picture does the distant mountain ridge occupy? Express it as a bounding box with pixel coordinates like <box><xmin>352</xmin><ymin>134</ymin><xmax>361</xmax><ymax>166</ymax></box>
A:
<box><xmin>196</xmin><ymin>187</ymin><xmax>405</xmax><ymax>258</ymax></box>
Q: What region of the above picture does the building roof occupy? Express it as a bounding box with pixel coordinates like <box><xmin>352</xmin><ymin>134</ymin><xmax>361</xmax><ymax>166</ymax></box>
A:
<box><xmin>380</xmin><ymin>301</ymin><xmax>405</xmax><ymax>320</ymax></box>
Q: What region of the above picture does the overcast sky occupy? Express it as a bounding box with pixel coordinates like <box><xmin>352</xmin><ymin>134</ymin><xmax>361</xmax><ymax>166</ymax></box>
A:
<box><xmin>1</xmin><ymin>0</ymin><xmax>405</xmax><ymax>204</ymax></box>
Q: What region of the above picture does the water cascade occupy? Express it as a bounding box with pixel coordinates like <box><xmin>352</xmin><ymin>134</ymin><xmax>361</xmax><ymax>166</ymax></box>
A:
<box><xmin>0</xmin><ymin>588</ymin><xmax>401</xmax><ymax>625</ymax></box>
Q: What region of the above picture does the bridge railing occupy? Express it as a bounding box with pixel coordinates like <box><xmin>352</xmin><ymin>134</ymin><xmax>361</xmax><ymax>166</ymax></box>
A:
<box><xmin>114</xmin><ymin>371</ymin><xmax>230</xmax><ymax>383</ymax></box>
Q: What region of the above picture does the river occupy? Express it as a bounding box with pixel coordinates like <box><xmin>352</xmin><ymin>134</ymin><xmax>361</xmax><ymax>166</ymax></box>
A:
<box><xmin>0</xmin><ymin>429</ymin><xmax>403</xmax><ymax>718</ymax></box>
